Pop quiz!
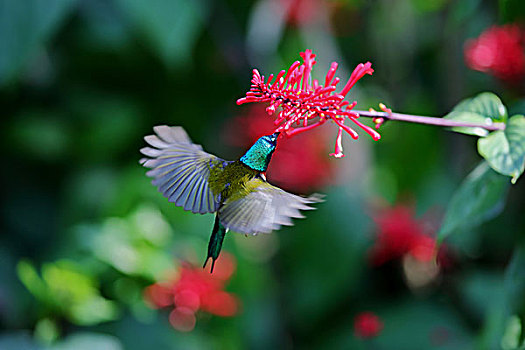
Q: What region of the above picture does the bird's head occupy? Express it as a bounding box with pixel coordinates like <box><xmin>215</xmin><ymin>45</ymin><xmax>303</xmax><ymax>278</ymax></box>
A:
<box><xmin>240</xmin><ymin>132</ymin><xmax>280</xmax><ymax>172</ymax></box>
<box><xmin>261</xmin><ymin>131</ymin><xmax>280</xmax><ymax>144</ymax></box>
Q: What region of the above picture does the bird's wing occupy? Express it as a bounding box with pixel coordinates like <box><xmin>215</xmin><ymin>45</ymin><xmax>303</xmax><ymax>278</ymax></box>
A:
<box><xmin>140</xmin><ymin>125</ymin><xmax>225</xmax><ymax>214</ymax></box>
<box><xmin>218</xmin><ymin>177</ymin><xmax>324</xmax><ymax>235</ymax></box>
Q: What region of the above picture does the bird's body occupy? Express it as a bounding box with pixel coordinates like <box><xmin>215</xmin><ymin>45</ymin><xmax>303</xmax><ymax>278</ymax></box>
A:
<box><xmin>140</xmin><ymin>126</ymin><xmax>322</xmax><ymax>272</ymax></box>
<box><xmin>208</xmin><ymin>160</ymin><xmax>258</xmax><ymax>203</ymax></box>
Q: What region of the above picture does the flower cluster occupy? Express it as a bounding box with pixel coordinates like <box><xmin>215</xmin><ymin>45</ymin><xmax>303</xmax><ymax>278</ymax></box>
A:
<box><xmin>237</xmin><ymin>49</ymin><xmax>380</xmax><ymax>158</ymax></box>
<box><xmin>369</xmin><ymin>204</ymin><xmax>437</xmax><ymax>266</ymax></box>
<box><xmin>464</xmin><ymin>24</ymin><xmax>525</xmax><ymax>83</ymax></box>
<box><xmin>143</xmin><ymin>253</ymin><xmax>239</xmax><ymax>332</ymax></box>
<box><xmin>223</xmin><ymin>105</ymin><xmax>337</xmax><ymax>192</ymax></box>
<box><xmin>354</xmin><ymin>312</ymin><xmax>383</xmax><ymax>339</ymax></box>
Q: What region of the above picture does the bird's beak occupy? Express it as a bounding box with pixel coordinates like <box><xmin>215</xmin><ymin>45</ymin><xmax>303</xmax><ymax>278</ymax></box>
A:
<box><xmin>271</xmin><ymin>132</ymin><xmax>280</xmax><ymax>141</ymax></box>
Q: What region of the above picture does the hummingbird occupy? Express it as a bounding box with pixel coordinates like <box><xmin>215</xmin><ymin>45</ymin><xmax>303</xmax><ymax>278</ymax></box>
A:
<box><xmin>140</xmin><ymin>125</ymin><xmax>322</xmax><ymax>272</ymax></box>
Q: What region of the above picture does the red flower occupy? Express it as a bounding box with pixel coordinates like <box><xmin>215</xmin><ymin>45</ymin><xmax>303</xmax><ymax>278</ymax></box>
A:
<box><xmin>281</xmin><ymin>0</ymin><xmax>320</xmax><ymax>26</ymax></box>
<box><xmin>464</xmin><ymin>24</ymin><xmax>525</xmax><ymax>83</ymax></box>
<box><xmin>369</xmin><ymin>204</ymin><xmax>437</xmax><ymax>266</ymax></box>
<box><xmin>354</xmin><ymin>312</ymin><xmax>383</xmax><ymax>339</ymax></box>
<box><xmin>169</xmin><ymin>307</ymin><xmax>196</xmax><ymax>332</ymax></box>
<box><xmin>144</xmin><ymin>253</ymin><xmax>239</xmax><ymax>332</ymax></box>
<box><xmin>237</xmin><ymin>49</ymin><xmax>379</xmax><ymax>158</ymax></box>
<box><xmin>223</xmin><ymin>105</ymin><xmax>337</xmax><ymax>192</ymax></box>
<box><xmin>143</xmin><ymin>282</ymin><xmax>174</xmax><ymax>309</ymax></box>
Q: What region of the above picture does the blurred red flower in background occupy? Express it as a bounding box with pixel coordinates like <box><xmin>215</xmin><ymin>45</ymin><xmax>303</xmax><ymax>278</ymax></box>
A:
<box><xmin>354</xmin><ymin>311</ymin><xmax>383</xmax><ymax>339</ymax></box>
<box><xmin>464</xmin><ymin>24</ymin><xmax>525</xmax><ymax>83</ymax></box>
<box><xmin>282</xmin><ymin>0</ymin><xmax>319</xmax><ymax>26</ymax></box>
<box><xmin>223</xmin><ymin>105</ymin><xmax>337</xmax><ymax>193</ymax></box>
<box><xmin>369</xmin><ymin>204</ymin><xmax>437</xmax><ymax>266</ymax></box>
<box><xmin>144</xmin><ymin>253</ymin><xmax>239</xmax><ymax>332</ymax></box>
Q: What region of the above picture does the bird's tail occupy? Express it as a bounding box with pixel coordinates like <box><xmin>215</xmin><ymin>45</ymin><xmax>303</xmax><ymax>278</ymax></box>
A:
<box><xmin>203</xmin><ymin>214</ymin><xmax>227</xmax><ymax>273</ymax></box>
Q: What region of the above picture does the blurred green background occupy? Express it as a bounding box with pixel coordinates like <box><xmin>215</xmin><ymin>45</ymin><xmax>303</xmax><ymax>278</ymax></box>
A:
<box><xmin>1</xmin><ymin>0</ymin><xmax>525</xmax><ymax>349</ymax></box>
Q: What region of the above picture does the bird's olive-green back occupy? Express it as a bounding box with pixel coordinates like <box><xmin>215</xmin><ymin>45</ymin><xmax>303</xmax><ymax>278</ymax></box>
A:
<box><xmin>208</xmin><ymin>161</ymin><xmax>259</xmax><ymax>203</ymax></box>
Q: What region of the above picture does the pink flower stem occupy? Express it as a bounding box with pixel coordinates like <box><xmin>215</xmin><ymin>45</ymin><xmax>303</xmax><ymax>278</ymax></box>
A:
<box><xmin>354</xmin><ymin>110</ymin><xmax>506</xmax><ymax>131</ymax></box>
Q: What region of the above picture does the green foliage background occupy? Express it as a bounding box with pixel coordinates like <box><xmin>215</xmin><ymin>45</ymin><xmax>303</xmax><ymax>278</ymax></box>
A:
<box><xmin>0</xmin><ymin>0</ymin><xmax>524</xmax><ymax>349</ymax></box>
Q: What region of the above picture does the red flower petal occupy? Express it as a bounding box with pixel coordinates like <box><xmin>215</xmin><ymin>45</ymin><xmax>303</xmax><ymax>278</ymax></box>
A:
<box><xmin>143</xmin><ymin>283</ymin><xmax>173</xmax><ymax>308</ymax></box>
<box><xmin>202</xmin><ymin>252</ymin><xmax>236</xmax><ymax>281</ymax></box>
<box><xmin>464</xmin><ymin>24</ymin><xmax>525</xmax><ymax>83</ymax></box>
<box><xmin>201</xmin><ymin>291</ymin><xmax>239</xmax><ymax>317</ymax></box>
<box><xmin>410</xmin><ymin>235</ymin><xmax>436</xmax><ymax>262</ymax></box>
<box><xmin>169</xmin><ymin>307</ymin><xmax>196</xmax><ymax>332</ymax></box>
<box><xmin>354</xmin><ymin>312</ymin><xmax>383</xmax><ymax>339</ymax></box>
<box><xmin>174</xmin><ymin>289</ymin><xmax>200</xmax><ymax>312</ymax></box>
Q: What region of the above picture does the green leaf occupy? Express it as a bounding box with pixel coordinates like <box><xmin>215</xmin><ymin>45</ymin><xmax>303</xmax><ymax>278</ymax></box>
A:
<box><xmin>503</xmin><ymin>245</ymin><xmax>525</xmax><ymax>313</ymax></box>
<box><xmin>478</xmin><ymin>115</ymin><xmax>525</xmax><ymax>184</ymax></box>
<box><xmin>34</xmin><ymin>318</ymin><xmax>60</xmax><ymax>345</ymax></box>
<box><xmin>18</xmin><ymin>259</ymin><xmax>119</xmax><ymax>326</ymax></box>
<box><xmin>41</xmin><ymin>261</ymin><xmax>99</xmax><ymax>303</ymax></box>
<box><xmin>444</xmin><ymin>92</ymin><xmax>507</xmax><ymax>137</ymax></box>
<box><xmin>115</xmin><ymin>0</ymin><xmax>209</xmax><ymax>66</ymax></box>
<box><xmin>478</xmin><ymin>244</ymin><xmax>525</xmax><ymax>349</ymax></box>
<box><xmin>17</xmin><ymin>260</ymin><xmax>49</xmax><ymax>302</ymax></box>
<box><xmin>74</xmin><ymin>205</ymin><xmax>175</xmax><ymax>280</ymax></box>
<box><xmin>501</xmin><ymin>316</ymin><xmax>523</xmax><ymax>350</ymax></box>
<box><xmin>69</xmin><ymin>296</ymin><xmax>119</xmax><ymax>326</ymax></box>
<box><xmin>0</xmin><ymin>0</ymin><xmax>77</xmax><ymax>85</ymax></box>
<box><xmin>438</xmin><ymin>162</ymin><xmax>509</xmax><ymax>242</ymax></box>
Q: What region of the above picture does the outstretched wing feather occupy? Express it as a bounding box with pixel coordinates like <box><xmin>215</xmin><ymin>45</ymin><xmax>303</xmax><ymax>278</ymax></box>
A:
<box><xmin>218</xmin><ymin>178</ymin><xmax>323</xmax><ymax>235</ymax></box>
<box><xmin>141</xmin><ymin>125</ymin><xmax>223</xmax><ymax>214</ymax></box>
